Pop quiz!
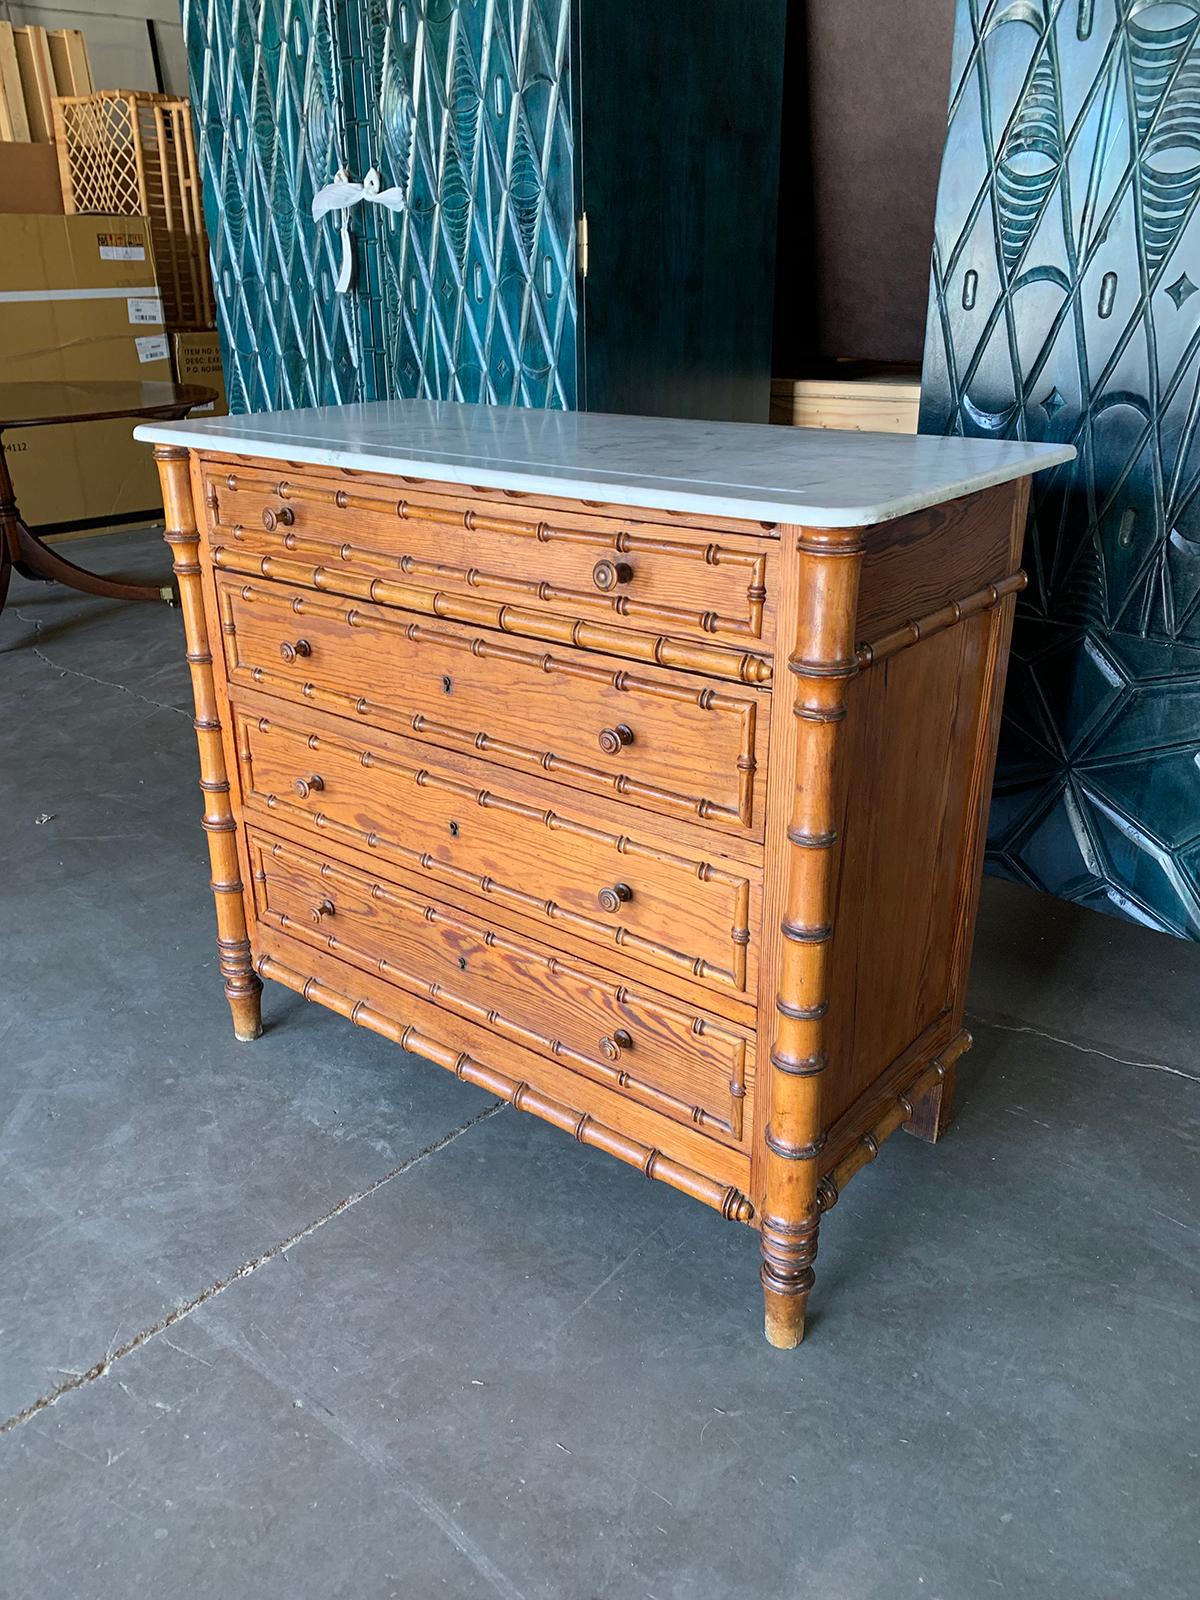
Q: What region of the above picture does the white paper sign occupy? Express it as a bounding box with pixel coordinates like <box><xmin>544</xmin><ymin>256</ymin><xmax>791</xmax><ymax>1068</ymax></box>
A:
<box><xmin>136</xmin><ymin>334</ymin><xmax>170</xmax><ymax>364</ymax></box>
<box><xmin>100</xmin><ymin>244</ymin><xmax>146</xmax><ymax>261</ymax></box>
<box><xmin>127</xmin><ymin>296</ymin><xmax>164</xmax><ymax>325</ymax></box>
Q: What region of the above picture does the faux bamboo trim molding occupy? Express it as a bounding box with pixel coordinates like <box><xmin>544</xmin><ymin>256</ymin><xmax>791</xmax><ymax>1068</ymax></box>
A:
<box><xmin>855</xmin><ymin>571</ymin><xmax>1027</xmax><ymax>669</ymax></box>
<box><xmin>214</xmin><ymin>508</ymin><xmax>770</xmax><ymax>642</ymax></box>
<box><xmin>760</xmin><ymin>525</ymin><xmax>864</xmax><ymax>1349</ymax></box>
<box><xmin>236</xmin><ymin>710</ymin><xmax>755</xmax><ymax>993</ymax></box>
<box><xmin>204</xmin><ymin>455</ymin><xmax>781</xmax><ymax>535</ymax></box>
<box><xmin>210</xmin><ymin>542</ymin><xmax>774</xmax><ymax>688</ymax></box>
<box><xmin>156</xmin><ymin>445</ymin><xmax>262</xmax><ymax>1042</ymax></box>
<box><xmin>152</xmin><ymin>440</ymin><xmax>1044</xmax><ymax>1351</ymax></box>
<box><xmin>817</xmin><ymin>1030</ymin><xmax>973</xmax><ymax>1210</ymax></box>
<box><xmin>218</xmin><ymin>577</ymin><xmax>762</xmax><ymax>832</ymax></box>
<box><xmin>258</xmin><ymin>952</ymin><xmax>756</xmax><ymax>1224</ymax></box>
<box><xmin>252</xmin><ymin>833</ymin><xmax>752</xmax><ymax>1145</ymax></box>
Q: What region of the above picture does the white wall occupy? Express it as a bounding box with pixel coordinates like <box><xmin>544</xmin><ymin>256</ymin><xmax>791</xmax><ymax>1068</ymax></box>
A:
<box><xmin>3</xmin><ymin>0</ymin><xmax>189</xmax><ymax>98</ymax></box>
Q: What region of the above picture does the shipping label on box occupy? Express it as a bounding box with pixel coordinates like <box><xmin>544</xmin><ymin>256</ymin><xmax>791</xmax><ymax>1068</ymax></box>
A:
<box><xmin>171</xmin><ymin>330</ymin><xmax>228</xmax><ymax>417</ymax></box>
<box><xmin>127</xmin><ymin>295</ymin><xmax>164</xmax><ymax>325</ymax></box>
<box><xmin>136</xmin><ymin>333</ymin><xmax>170</xmax><ymax>363</ymax></box>
<box><xmin>97</xmin><ymin>230</ymin><xmax>147</xmax><ymax>262</ymax></box>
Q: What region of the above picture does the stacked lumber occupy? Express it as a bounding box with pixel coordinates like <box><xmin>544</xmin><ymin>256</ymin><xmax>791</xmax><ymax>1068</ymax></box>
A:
<box><xmin>0</xmin><ymin>23</ymin><xmax>92</xmax><ymax>143</ymax></box>
<box><xmin>770</xmin><ymin>371</ymin><xmax>922</xmax><ymax>434</ymax></box>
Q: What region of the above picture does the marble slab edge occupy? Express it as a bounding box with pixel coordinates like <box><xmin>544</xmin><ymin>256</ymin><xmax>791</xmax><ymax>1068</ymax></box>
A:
<box><xmin>134</xmin><ymin>419</ymin><xmax>1076</xmax><ymax>530</ymax></box>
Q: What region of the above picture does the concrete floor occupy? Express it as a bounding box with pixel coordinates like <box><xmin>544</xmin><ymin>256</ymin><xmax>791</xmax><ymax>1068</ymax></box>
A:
<box><xmin>1</xmin><ymin>529</ymin><xmax>1197</xmax><ymax>1600</ymax></box>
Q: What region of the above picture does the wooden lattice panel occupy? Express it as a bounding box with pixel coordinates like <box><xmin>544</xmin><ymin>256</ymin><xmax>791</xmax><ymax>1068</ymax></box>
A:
<box><xmin>52</xmin><ymin>91</ymin><xmax>214</xmax><ymax>330</ymax></box>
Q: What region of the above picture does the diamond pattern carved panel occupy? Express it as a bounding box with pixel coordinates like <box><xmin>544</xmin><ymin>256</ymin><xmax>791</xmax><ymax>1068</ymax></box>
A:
<box><xmin>350</xmin><ymin>0</ymin><xmax>576</xmax><ymax>408</ymax></box>
<box><xmin>184</xmin><ymin>0</ymin><xmax>576</xmax><ymax>417</ymax></box>
<box><xmin>920</xmin><ymin>0</ymin><xmax>1200</xmax><ymax>938</ymax></box>
<box><xmin>183</xmin><ymin>0</ymin><xmax>365</xmax><ymax>413</ymax></box>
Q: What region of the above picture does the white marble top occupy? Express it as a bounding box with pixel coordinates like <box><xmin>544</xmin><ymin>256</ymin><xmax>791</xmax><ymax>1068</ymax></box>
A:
<box><xmin>135</xmin><ymin>399</ymin><xmax>1075</xmax><ymax>527</ymax></box>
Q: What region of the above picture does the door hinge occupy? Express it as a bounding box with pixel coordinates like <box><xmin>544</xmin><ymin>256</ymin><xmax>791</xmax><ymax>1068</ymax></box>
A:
<box><xmin>577</xmin><ymin>211</ymin><xmax>589</xmax><ymax>279</ymax></box>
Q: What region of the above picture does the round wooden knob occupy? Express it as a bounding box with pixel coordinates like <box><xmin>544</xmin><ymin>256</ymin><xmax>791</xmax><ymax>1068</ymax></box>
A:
<box><xmin>599</xmin><ymin>1029</ymin><xmax>634</xmax><ymax>1062</ymax></box>
<box><xmin>292</xmin><ymin>774</ymin><xmax>325</xmax><ymax>798</ymax></box>
<box><xmin>262</xmin><ymin>505</ymin><xmax>295</xmax><ymax>532</ymax></box>
<box><xmin>279</xmin><ymin>638</ymin><xmax>312</xmax><ymax>663</ymax></box>
<box><xmin>592</xmin><ymin>558</ymin><xmax>633</xmax><ymax>592</ymax></box>
<box><xmin>597</xmin><ymin>882</ymin><xmax>633</xmax><ymax>914</ymax></box>
<box><xmin>597</xmin><ymin>723</ymin><xmax>634</xmax><ymax>756</ymax></box>
<box><xmin>310</xmin><ymin>898</ymin><xmax>335</xmax><ymax>923</ymax></box>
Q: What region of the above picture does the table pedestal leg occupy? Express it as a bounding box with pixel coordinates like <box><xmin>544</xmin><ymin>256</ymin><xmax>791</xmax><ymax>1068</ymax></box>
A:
<box><xmin>0</xmin><ymin>428</ymin><xmax>173</xmax><ymax>618</ymax></box>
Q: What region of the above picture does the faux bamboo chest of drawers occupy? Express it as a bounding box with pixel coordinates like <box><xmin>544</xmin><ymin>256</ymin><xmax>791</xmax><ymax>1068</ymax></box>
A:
<box><xmin>139</xmin><ymin>402</ymin><xmax>1072</xmax><ymax>1347</ymax></box>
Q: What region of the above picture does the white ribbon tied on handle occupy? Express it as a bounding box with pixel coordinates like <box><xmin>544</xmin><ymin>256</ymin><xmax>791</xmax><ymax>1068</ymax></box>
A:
<box><xmin>312</xmin><ymin>168</ymin><xmax>407</xmax><ymax>293</ymax></box>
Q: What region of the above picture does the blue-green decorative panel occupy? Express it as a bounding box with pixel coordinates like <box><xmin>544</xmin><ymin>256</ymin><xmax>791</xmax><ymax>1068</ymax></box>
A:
<box><xmin>350</xmin><ymin>0</ymin><xmax>576</xmax><ymax>408</ymax></box>
<box><xmin>921</xmin><ymin>0</ymin><xmax>1200</xmax><ymax>938</ymax></box>
<box><xmin>184</xmin><ymin>0</ymin><xmax>576</xmax><ymax>415</ymax></box>
<box><xmin>184</xmin><ymin>0</ymin><xmax>366</xmax><ymax>412</ymax></box>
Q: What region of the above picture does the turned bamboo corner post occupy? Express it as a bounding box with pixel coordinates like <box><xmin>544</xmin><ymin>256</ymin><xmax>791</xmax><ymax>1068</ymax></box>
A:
<box><xmin>155</xmin><ymin>444</ymin><xmax>263</xmax><ymax>1042</ymax></box>
<box><xmin>760</xmin><ymin>525</ymin><xmax>864</xmax><ymax>1348</ymax></box>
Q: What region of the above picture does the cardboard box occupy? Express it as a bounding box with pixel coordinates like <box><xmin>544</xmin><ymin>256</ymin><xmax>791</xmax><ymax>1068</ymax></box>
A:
<box><xmin>0</xmin><ymin>141</ymin><xmax>63</xmax><ymax>213</ymax></box>
<box><xmin>0</xmin><ymin>213</ymin><xmax>170</xmax><ymax>527</ymax></box>
<box><xmin>171</xmin><ymin>330</ymin><xmax>228</xmax><ymax>418</ymax></box>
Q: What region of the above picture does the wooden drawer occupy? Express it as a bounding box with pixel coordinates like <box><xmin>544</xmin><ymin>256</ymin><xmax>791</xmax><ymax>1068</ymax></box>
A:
<box><xmin>218</xmin><ymin>577</ymin><xmax>766</xmax><ymax>835</ymax></box>
<box><xmin>248</xmin><ymin>830</ymin><xmax>755</xmax><ymax>1148</ymax></box>
<box><xmin>233</xmin><ymin>706</ymin><xmax>759</xmax><ymax>1002</ymax></box>
<box><xmin>204</xmin><ymin>461</ymin><xmax>774</xmax><ymax>654</ymax></box>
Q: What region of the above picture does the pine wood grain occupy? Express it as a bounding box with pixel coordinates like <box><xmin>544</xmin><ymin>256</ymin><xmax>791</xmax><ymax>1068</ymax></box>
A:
<box><xmin>234</xmin><ymin>705</ymin><xmax>760</xmax><ymax>1006</ymax></box>
<box><xmin>217</xmin><ymin>576</ymin><xmax>769</xmax><ymax>837</ymax></box>
<box><xmin>154</xmin><ymin>444</ymin><xmax>1042</xmax><ymax>1349</ymax></box>
<box><xmin>205</xmin><ymin>461</ymin><xmax>776</xmax><ymax>654</ymax></box>
<box><xmin>250</xmin><ymin>828</ymin><xmax>755</xmax><ymax>1147</ymax></box>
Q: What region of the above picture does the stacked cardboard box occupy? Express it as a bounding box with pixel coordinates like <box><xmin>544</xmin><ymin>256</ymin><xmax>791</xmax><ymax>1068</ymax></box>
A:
<box><xmin>0</xmin><ymin>212</ymin><xmax>173</xmax><ymax>526</ymax></box>
<box><xmin>2</xmin><ymin>27</ymin><xmax>228</xmax><ymax>520</ymax></box>
<box><xmin>0</xmin><ymin>140</ymin><xmax>62</xmax><ymax>212</ymax></box>
<box><xmin>171</xmin><ymin>330</ymin><xmax>228</xmax><ymax>417</ymax></box>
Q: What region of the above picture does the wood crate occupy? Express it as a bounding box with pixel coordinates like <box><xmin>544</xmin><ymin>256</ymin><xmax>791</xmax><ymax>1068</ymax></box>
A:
<box><xmin>770</xmin><ymin>374</ymin><xmax>922</xmax><ymax>434</ymax></box>
<box><xmin>0</xmin><ymin>24</ymin><xmax>92</xmax><ymax>143</ymax></box>
<box><xmin>52</xmin><ymin>90</ymin><xmax>213</xmax><ymax>331</ymax></box>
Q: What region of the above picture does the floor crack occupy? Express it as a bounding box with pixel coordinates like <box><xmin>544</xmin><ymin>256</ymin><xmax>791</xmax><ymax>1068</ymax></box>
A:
<box><xmin>967</xmin><ymin>1011</ymin><xmax>1200</xmax><ymax>1085</ymax></box>
<box><xmin>7</xmin><ymin>605</ymin><xmax>190</xmax><ymax>719</ymax></box>
<box><xmin>0</xmin><ymin>1098</ymin><xmax>506</xmax><ymax>1436</ymax></box>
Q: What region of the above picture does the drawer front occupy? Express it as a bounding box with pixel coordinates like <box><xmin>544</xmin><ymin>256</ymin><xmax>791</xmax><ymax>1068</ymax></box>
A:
<box><xmin>248</xmin><ymin>830</ymin><xmax>754</xmax><ymax>1147</ymax></box>
<box><xmin>204</xmin><ymin>462</ymin><xmax>774</xmax><ymax>652</ymax></box>
<box><xmin>233</xmin><ymin>708</ymin><xmax>759</xmax><ymax>1000</ymax></box>
<box><xmin>218</xmin><ymin>578</ymin><xmax>765</xmax><ymax>834</ymax></box>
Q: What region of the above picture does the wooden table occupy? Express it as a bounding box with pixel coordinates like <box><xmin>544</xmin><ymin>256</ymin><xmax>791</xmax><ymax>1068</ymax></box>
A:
<box><xmin>0</xmin><ymin>379</ymin><xmax>217</xmax><ymax>618</ymax></box>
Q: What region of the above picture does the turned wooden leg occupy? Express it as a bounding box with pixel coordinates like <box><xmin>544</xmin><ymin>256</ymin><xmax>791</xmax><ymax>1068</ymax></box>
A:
<box><xmin>761</xmin><ymin>1211</ymin><xmax>820</xmax><ymax>1348</ymax></box>
<box><xmin>155</xmin><ymin>444</ymin><xmax>262</xmax><ymax>1043</ymax></box>
<box><xmin>759</xmin><ymin>526</ymin><xmax>865</xmax><ymax>1348</ymax></box>
<box><xmin>224</xmin><ymin>964</ymin><xmax>264</xmax><ymax>1043</ymax></box>
<box><xmin>903</xmin><ymin>1058</ymin><xmax>957</xmax><ymax>1143</ymax></box>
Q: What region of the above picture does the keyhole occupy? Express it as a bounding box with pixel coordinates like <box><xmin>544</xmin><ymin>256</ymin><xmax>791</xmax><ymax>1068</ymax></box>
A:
<box><xmin>441</xmin><ymin>675</ymin><xmax>453</xmax><ymax>694</ymax></box>
<box><xmin>449</xmin><ymin>820</ymin><xmax>460</xmax><ymax>837</ymax></box>
<box><xmin>458</xmin><ymin>956</ymin><xmax>468</xmax><ymax>971</ymax></box>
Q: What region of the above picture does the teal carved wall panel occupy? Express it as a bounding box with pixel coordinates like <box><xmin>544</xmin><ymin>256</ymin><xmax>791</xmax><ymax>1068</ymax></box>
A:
<box><xmin>921</xmin><ymin>0</ymin><xmax>1200</xmax><ymax>938</ymax></box>
<box><xmin>184</xmin><ymin>0</ymin><xmax>576</xmax><ymax>416</ymax></box>
<box><xmin>184</xmin><ymin>0</ymin><xmax>365</xmax><ymax>412</ymax></box>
